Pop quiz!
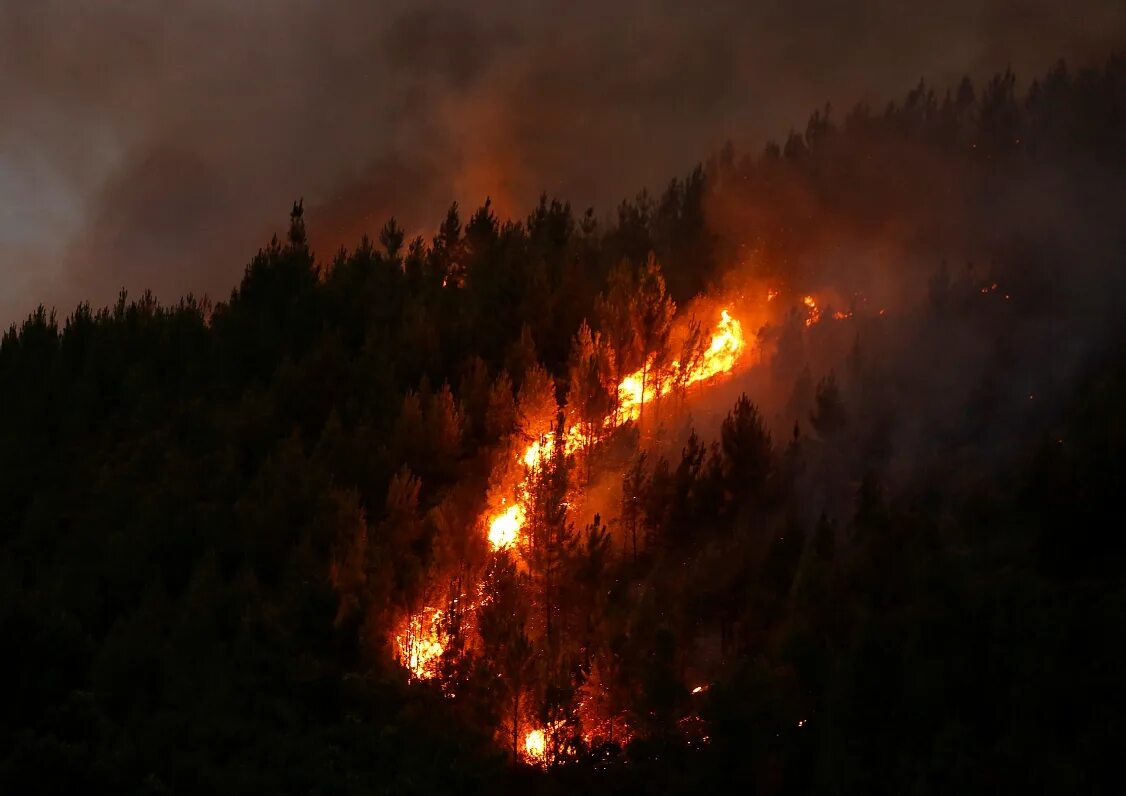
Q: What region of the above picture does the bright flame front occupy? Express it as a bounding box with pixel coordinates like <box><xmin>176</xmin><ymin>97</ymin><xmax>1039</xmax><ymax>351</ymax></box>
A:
<box><xmin>524</xmin><ymin>728</ymin><xmax>546</xmax><ymax>763</ymax></box>
<box><xmin>488</xmin><ymin>502</ymin><xmax>524</xmax><ymax>550</ymax></box>
<box><xmin>395</xmin><ymin>607</ymin><xmax>446</xmax><ymax>680</ymax></box>
<box><xmin>486</xmin><ymin>308</ymin><xmax>746</xmax><ymax>552</ymax></box>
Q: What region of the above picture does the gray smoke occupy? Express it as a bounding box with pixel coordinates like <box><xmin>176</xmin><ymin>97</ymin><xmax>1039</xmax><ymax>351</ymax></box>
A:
<box><xmin>2</xmin><ymin>0</ymin><xmax>1124</xmax><ymax>323</ymax></box>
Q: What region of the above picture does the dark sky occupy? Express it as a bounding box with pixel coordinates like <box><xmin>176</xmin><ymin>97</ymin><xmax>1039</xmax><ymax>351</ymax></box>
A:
<box><xmin>2</xmin><ymin>0</ymin><xmax>1123</xmax><ymax>324</ymax></box>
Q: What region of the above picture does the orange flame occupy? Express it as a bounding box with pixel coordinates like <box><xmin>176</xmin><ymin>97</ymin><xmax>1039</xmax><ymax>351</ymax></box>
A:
<box><xmin>802</xmin><ymin>295</ymin><xmax>821</xmax><ymax>327</ymax></box>
<box><xmin>487</xmin><ymin>502</ymin><xmax>525</xmax><ymax>550</ymax></box>
<box><xmin>522</xmin><ymin>720</ymin><xmax>569</xmax><ymax>766</ymax></box>
<box><xmin>523</xmin><ymin>728</ymin><xmax>547</xmax><ymax>764</ymax></box>
<box><xmin>395</xmin><ymin>607</ymin><xmax>446</xmax><ymax>680</ymax></box>
<box><xmin>486</xmin><ymin>309</ymin><xmax>746</xmax><ymax>551</ymax></box>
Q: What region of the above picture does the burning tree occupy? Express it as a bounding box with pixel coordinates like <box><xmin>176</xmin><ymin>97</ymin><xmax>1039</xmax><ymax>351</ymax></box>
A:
<box><xmin>565</xmin><ymin>320</ymin><xmax>614</xmax><ymax>477</ymax></box>
<box><xmin>631</xmin><ymin>253</ymin><xmax>677</xmax><ymax>425</ymax></box>
<box><xmin>477</xmin><ymin>551</ymin><xmax>536</xmax><ymax>760</ymax></box>
<box><xmin>596</xmin><ymin>260</ymin><xmax>642</xmax><ymax>425</ymax></box>
<box><xmin>522</xmin><ymin>415</ymin><xmax>578</xmax><ymax>651</ymax></box>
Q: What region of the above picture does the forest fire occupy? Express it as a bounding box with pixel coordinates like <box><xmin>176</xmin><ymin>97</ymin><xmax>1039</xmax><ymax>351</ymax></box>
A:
<box><xmin>521</xmin><ymin>721</ymin><xmax>572</xmax><ymax>766</ymax></box>
<box><xmin>487</xmin><ymin>501</ymin><xmax>525</xmax><ymax>550</ymax></box>
<box><xmin>487</xmin><ymin>308</ymin><xmax>746</xmax><ymax>552</ymax></box>
<box><xmin>6</xmin><ymin>36</ymin><xmax>1121</xmax><ymax>791</ymax></box>
<box><xmin>395</xmin><ymin>607</ymin><xmax>446</xmax><ymax>681</ymax></box>
<box><xmin>617</xmin><ymin>308</ymin><xmax>745</xmax><ymax>421</ymax></box>
<box><xmin>802</xmin><ymin>295</ymin><xmax>821</xmax><ymax>326</ymax></box>
<box><xmin>523</xmin><ymin>728</ymin><xmax>547</xmax><ymax>764</ymax></box>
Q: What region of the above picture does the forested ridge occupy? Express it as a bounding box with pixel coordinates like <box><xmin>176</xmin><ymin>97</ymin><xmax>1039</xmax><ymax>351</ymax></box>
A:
<box><xmin>3</xmin><ymin>55</ymin><xmax>1126</xmax><ymax>794</ymax></box>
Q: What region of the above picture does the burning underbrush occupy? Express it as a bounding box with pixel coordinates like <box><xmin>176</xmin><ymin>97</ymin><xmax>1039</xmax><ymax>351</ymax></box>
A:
<box><xmin>388</xmin><ymin>258</ymin><xmax>1043</xmax><ymax>767</ymax></box>
<box><xmin>389</xmin><ymin>283</ymin><xmax>886</xmax><ymax>765</ymax></box>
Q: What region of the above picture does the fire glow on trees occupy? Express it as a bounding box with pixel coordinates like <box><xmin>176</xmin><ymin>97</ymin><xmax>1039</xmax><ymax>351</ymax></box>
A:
<box><xmin>802</xmin><ymin>295</ymin><xmax>821</xmax><ymax>327</ymax></box>
<box><xmin>520</xmin><ymin>720</ymin><xmax>571</xmax><ymax>766</ymax></box>
<box><xmin>397</xmin><ymin>306</ymin><xmax>750</xmax><ymax>753</ymax></box>
<box><xmin>395</xmin><ymin>606</ymin><xmax>446</xmax><ymax>681</ymax></box>
<box><xmin>487</xmin><ymin>308</ymin><xmax>746</xmax><ymax>552</ymax></box>
<box><xmin>523</xmin><ymin>728</ymin><xmax>547</xmax><ymax>763</ymax></box>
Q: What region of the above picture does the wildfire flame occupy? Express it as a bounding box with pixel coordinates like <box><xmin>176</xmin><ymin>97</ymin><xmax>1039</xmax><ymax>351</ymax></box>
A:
<box><xmin>486</xmin><ymin>309</ymin><xmax>746</xmax><ymax>551</ymax></box>
<box><xmin>802</xmin><ymin>295</ymin><xmax>821</xmax><ymax>327</ymax></box>
<box><xmin>398</xmin><ymin>307</ymin><xmax>748</xmax><ymax>750</ymax></box>
<box><xmin>524</xmin><ymin>728</ymin><xmax>547</xmax><ymax>763</ymax></box>
<box><xmin>522</xmin><ymin>720</ymin><xmax>569</xmax><ymax>766</ymax></box>
<box><xmin>395</xmin><ymin>607</ymin><xmax>446</xmax><ymax>680</ymax></box>
<box><xmin>487</xmin><ymin>501</ymin><xmax>525</xmax><ymax>550</ymax></box>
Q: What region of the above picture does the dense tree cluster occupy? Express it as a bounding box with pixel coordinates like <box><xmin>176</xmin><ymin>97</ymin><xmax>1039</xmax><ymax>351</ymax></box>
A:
<box><xmin>2</xmin><ymin>55</ymin><xmax>1125</xmax><ymax>793</ymax></box>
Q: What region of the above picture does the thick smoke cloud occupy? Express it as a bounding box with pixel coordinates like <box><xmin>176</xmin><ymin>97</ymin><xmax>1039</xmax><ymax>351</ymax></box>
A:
<box><xmin>1</xmin><ymin>0</ymin><xmax>1124</xmax><ymax>324</ymax></box>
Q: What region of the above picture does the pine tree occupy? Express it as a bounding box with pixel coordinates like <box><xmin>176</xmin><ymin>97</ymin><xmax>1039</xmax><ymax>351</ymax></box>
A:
<box><xmin>566</xmin><ymin>320</ymin><xmax>612</xmax><ymax>471</ymax></box>
<box><xmin>810</xmin><ymin>370</ymin><xmax>847</xmax><ymax>439</ymax></box>
<box><xmin>431</xmin><ymin>202</ymin><xmax>464</xmax><ymax>286</ymax></box>
<box><xmin>571</xmin><ymin>514</ymin><xmax>612</xmax><ymax>664</ymax></box>
<box><xmin>392</xmin><ymin>391</ymin><xmax>425</xmax><ymax>473</ymax></box>
<box><xmin>424</xmin><ymin>382</ymin><xmax>462</xmax><ymax>479</ymax></box>
<box><xmin>621</xmin><ymin>453</ymin><xmax>648</xmax><ymax>563</ymax></box>
<box><xmin>673</xmin><ymin>316</ymin><xmax>708</xmax><ymax>399</ymax></box>
<box><xmin>633</xmin><ymin>253</ymin><xmax>676</xmax><ymax>424</ymax></box>
<box><xmin>478</xmin><ymin>552</ymin><xmax>535</xmax><ymax>760</ymax></box>
<box><xmin>517</xmin><ymin>362</ymin><xmax>558</xmax><ymax>447</ymax></box>
<box><xmin>379</xmin><ymin>217</ymin><xmax>405</xmax><ymax>263</ymax></box>
<box><xmin>458</xmin><ymin>356</ymin><xmax>492</xmax><ymax>445</ymax></box>
<box><xmin>383</xmin><ymin>466</ymin><xmax>425</xmax><ymax>612</ymax></box>
<box><xmin>523</xmin><ymin>414</ymin><xmax>576</xmax><ymax>653</ymax></box>
<box><xmin>643</xmin><ymin>456</ymin><xmax>673</xmax><ymax>554</ymax></box>
<box><xmin>721</xmin><ymin>393</ymin><xmax>773</xmax><ymax>500</ymax></box>
<box><xmin>485</xmin><ymin>370</ymin><xmax>517</xmax><ymax>443</ymax></box>
<box><xmin>595</xmin><ymin>260</ymin><xmax>640</xmax><ymax>423</ymax></box>
<box><xmin>668</xmin><ymin>430</ymin><xmax>707</xmax><ymax>546</ymax></box>
<box><xmin>506</xmin><ymin>323</ymin><xmax>539</xmax><ymax>389</ymax></box>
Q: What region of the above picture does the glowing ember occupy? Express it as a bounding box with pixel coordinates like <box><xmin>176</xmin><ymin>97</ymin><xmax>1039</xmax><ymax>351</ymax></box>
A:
<box><xmin>524</xmin><ymin>728</ymin><xmax>546</xmax><ymax>763</ymax></box>
<box><xmin>484</xmin><ymin>309</ymin><xmax>746</xmax><ymax>551</ymax></box>
<box><xmin>488</xmin><ymin>502</ymin><xmax>525</xmax><ymax>550</ymax></box>
<box><xmin>802</xmin><ymin>295</ymin><xmax>821</xmax><ymax>327</ymax></box>
<box><xmin>766</xmin><ymin>288</ymin><xmax>779</xmax><ymax>302</ymax></box>
<box><xmin>522</xmin><ymin>720</ymin><xmax>568</xmax><ymax>765</ymax></box>
<box><xmin>395</xmin><ymin>607</ymin><xmax>446</xmax><ymax>680</ymax></box>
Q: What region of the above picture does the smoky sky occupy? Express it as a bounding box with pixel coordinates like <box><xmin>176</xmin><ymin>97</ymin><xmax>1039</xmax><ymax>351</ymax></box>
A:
<box><xmin>1</xmin><ymin>0</ymin><xmax>1124</xmax><ymax>324</ymax></box>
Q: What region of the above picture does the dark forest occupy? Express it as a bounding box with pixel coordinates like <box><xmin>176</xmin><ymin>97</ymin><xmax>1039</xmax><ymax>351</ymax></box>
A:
<box><xmin>3</xmin><ymin>53</ymin><xmax>1126</xmax><ymax>794</ymax></box>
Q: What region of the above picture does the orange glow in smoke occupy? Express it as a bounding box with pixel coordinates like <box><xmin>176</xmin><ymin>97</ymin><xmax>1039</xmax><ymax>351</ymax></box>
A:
<box><xmin>802</xmin><ymin>295</ymin><xmax>821</xmax><ymax>327</ymax></box>
<box><xmin>486</xmin><ymin>309</ymin><xmax>746</xmax><ymax>551</ymax></box>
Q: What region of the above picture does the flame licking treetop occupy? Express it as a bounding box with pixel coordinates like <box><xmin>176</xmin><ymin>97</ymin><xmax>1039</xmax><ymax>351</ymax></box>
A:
<box><xmin>395</xmin><ymin>606</ymin><xmax>446</xmax><ymax>681</ymax></box>
<box><xmin>401</xmin><ymin>310</ymin><xmax>747</xmax><ymax>669</ymax></box>
<box><xmin>487</xmin><ymin>308</ymin><xmax>745</xmax><ymax>552</ymax></box>
<box><xmin>396</xmin><ymin>306</ymin><xmax>749</xmax><ymax>763</ymax></box>
<box><xmin>394</xmin><ymin>284</ymin><xmax>892</xmax><ymax>761</ymax></box>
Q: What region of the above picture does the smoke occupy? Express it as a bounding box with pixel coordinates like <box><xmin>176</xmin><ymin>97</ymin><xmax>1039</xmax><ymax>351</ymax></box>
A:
<box><xmin>688</xmin><ymin>112</ymin><xmax>1126</xmax><ymax>526</ymax></box>
<box><xmin>2</xmin><ymin>0</ymin><xmax>1125</xmax><ymax>323</ymax></box>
